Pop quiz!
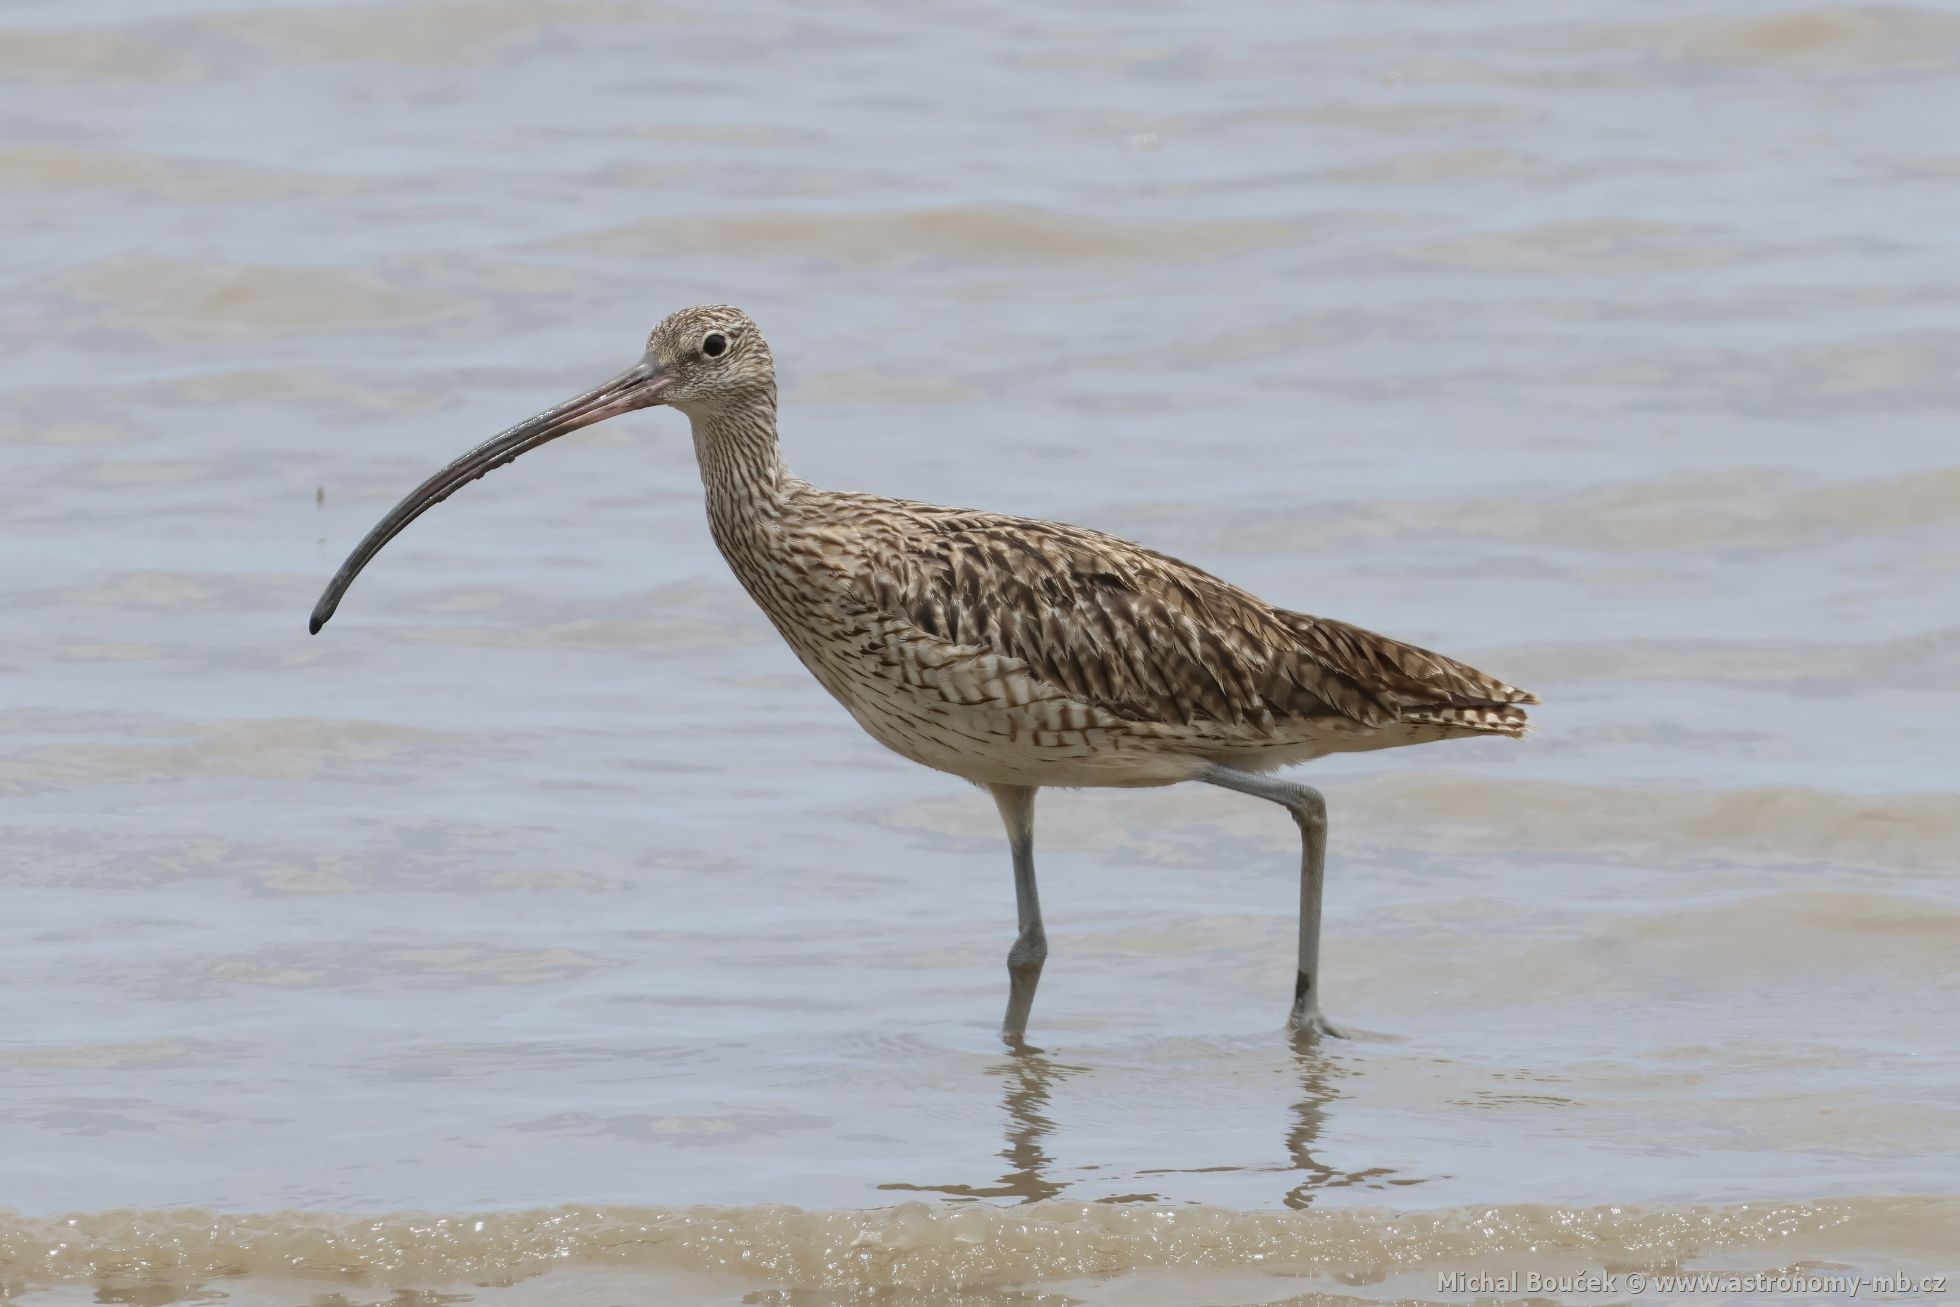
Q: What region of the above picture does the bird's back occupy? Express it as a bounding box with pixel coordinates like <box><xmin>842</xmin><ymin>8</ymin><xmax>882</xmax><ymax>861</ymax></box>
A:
<box><xmin>720</xmin><ymin>486</ymin><xmax>1535</xmax><ymax>788</ymax></box>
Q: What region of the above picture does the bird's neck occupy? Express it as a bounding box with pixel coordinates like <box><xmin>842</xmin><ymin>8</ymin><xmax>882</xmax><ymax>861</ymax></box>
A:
<box><xmin>688</xmin><ymin>394</ymin><xmax>793</xmax><ymax>528</ymax></box>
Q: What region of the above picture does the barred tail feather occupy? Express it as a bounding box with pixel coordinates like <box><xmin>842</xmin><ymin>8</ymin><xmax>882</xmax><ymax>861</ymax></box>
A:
<box><xmin>1401</xmin><ymin>701</ymin><xmax>1532</xmax><ymax>737</ymax></box>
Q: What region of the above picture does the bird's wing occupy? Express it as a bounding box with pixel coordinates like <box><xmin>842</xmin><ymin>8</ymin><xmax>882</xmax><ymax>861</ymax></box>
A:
<box><xmin>1277</xmin><ymin>613</ymin><xmax>1538</xmax><ymax>712</ymax></box>
<box><xmin>838</xmin><ymin>507</ymin><xmax>1522</xmax><ymax>733</ymax></box>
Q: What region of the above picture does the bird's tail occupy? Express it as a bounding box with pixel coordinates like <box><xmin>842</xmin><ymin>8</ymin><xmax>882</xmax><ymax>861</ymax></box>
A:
<box><xmin>1282</xmin><ymin>612</ymin><xmax>1537</xmax><ymax>737</ymax></box>
<box><xmin>1400</xmin><ymin>700</ymin><xmax>1532</xmax><ymax>738</ymax></box>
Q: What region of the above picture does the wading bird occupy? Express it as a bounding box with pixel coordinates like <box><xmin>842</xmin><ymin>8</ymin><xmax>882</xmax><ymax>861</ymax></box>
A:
<box><xmin>311</xmin><ymin>306</ymin><xmax>1535</xmax><ymax>1041</ymax></box>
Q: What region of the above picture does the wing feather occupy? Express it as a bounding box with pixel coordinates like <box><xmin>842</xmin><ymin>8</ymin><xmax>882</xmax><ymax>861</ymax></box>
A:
<box><xmin>840</xmin><ymin>506</ymin><xmax>1534</xmax><ymax>735</ymax></box>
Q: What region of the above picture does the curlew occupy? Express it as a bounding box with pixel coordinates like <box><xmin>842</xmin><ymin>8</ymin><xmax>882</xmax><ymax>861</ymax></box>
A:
<box><xmin>311</xmin><ymin>306</ymin><xmax>1536</xmax><ymax>1041</ymax></box>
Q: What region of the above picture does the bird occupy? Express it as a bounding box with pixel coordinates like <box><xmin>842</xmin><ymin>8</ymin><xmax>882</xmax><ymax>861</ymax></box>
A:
<box><xmin>310</xmin><ymin>305</ymin><xmax>1536</xmax><ymax>1042</ymax></box>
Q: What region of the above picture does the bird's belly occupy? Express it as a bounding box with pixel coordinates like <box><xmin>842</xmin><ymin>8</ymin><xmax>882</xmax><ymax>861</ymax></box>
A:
<box><xmin>845</xmin><ymin>691</ymin><xmax>1202</xmax><ymax>788</ymax></box>
<box><xmin>794</xmin><ymin>641</ymin><xmax>1203</xmax><ymax>789</ymax></box>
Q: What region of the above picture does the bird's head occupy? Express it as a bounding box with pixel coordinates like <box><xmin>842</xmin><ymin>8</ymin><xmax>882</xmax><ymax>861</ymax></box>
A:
<box><xmin>307</xmin><ymin>304</ymin><xmax>774</xmax><ymax>634</ymax></box>
<box><xmin>643</xmin><ymin>304</ymin><xmax>776</xmax><ymax>418</ymax></box>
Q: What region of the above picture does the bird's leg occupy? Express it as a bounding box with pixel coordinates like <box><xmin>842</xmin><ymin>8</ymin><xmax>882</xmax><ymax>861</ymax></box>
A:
<box><xmin>990</xmin><ymin>784</ymin><xmax>1046</xmax><ymax>1044</ymax></box>
<box><xmin>1196</xmin><ymin>765</ymin><xmax>1343</xmax><ymax>1039</ymax></box>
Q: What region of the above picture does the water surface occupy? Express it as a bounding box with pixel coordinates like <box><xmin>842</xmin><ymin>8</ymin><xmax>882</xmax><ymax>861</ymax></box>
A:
<box><xmin>2</xmin><ymin>0</ymin><xmax>1957</xmax><ymax>1302</ymax></box>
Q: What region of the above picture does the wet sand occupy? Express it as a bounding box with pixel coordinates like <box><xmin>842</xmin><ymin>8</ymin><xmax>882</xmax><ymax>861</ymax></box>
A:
<box><xmin>2</xmin><ymin>0</ymin><xmax>1957</xmax><ymax>1303</ymax></box>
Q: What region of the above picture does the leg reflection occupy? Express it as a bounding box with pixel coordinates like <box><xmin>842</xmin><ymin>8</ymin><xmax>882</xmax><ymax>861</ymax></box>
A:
<box><xmin>878</xmin><ymin>1040</ymin><xmax>1085</xmax><ymax>1203</ymax></box>
<box><xmin>1282</xmin><ymin>1028</ymin><xmax>1340</xmax><ymax>1209</ymax></box>
<box><xmin>1281</xmin><ymin>1029</ymin><xmax>1404</xmax><ymax>1208</ymax></box>
<box><xmin>991</xmin><ymin>1039</ymin><xmax>1076</xmax><ymax>1202</ymax></box>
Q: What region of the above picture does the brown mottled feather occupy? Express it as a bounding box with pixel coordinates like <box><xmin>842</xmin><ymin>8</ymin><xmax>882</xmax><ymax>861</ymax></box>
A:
<box><xmin>835</xmin><ymin>502</ymin><xmax>1534</xmax><ymax>742</ymax></box>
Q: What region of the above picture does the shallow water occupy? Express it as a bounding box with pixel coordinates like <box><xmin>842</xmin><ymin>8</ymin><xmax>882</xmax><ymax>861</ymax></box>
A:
<box><xmin>3</xmin><ymin>0</ymin><xmax>1958</xmax><ymax>1303</ymax></box>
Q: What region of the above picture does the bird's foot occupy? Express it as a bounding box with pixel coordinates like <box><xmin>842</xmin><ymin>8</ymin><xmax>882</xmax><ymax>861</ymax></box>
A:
<box><xmin>1287</xmin><ymin>1007</ymin><xmax>1348</xmax><ymax>1042</ymax></box>
<box><xmin>1288</xmin><ymin>970</ymin><xmax>1346</xmax><ymax>1040</ymax></box>
<box><xmin>1000</xmin><ymin>963</ymin><xmax>1043</xmax><ymax>1048</ymax></box>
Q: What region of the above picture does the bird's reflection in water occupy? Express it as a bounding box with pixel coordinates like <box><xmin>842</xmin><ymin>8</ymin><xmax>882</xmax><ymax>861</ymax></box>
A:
<box><xmin>1280</xmin><ymin>1029</ymin><xmax>1344</xmax><ymax>1209</ymax></box>
<box><xmin>882</xmin><ymin>1032</ymin><xmax>1412</xmax><ymax>1207</ymax></box>
<box><xmin>1130</xmin><ymin>1030</ymin><xmax>1409</xmax><ymax>1208</ymax></box>
<box><xmin>1278</xmin><ymin>1029</ymin><xmax>1408</xmax><ymax>1209</ymax></box>
<box><xmin>879</xmin><ymin>1040</ymin><xmax>1086</xmax><ymax>1202</ymax></box>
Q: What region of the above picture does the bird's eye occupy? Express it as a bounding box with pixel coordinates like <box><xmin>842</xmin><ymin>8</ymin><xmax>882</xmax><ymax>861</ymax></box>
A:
<box><xmin>702</xmin><ymin>332</ymin><xmax>728</xmax><ymax>358</ymax></box>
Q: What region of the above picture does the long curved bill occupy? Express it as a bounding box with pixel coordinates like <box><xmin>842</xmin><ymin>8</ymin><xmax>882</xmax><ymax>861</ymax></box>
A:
<box><xmin>309</xmin><ymin>356</ymin><xmax>671</xmax><ymax>634</ymax></box>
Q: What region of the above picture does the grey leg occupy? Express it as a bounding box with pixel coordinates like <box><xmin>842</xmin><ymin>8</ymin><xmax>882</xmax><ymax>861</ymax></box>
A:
<box><xmin>990</xmin><ymin>784</ymin><xmax>1046</xmax><ymax>1043</ymax></box>
<box><xmin>1197</xmin><ymin>765</ymin><xmax>1342</xmax><ymax>1038</ymax></box>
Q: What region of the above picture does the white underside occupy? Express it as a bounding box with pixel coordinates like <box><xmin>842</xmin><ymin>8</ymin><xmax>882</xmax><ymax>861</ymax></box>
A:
<box><xmin>827</xmin><ymin>672</ymin><xmax>1466</xmax><ymax>789</ymax></box>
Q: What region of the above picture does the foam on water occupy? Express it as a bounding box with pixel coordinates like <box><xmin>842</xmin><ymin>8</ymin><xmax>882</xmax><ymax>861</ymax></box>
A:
<box><xmin>4</xmin><ymin>1195</ymin><xmax>1953</xmax><ymax>1301</ymax></box>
